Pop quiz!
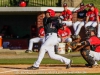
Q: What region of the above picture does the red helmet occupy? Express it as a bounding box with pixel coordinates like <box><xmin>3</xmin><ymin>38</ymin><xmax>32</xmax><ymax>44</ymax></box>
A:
<box><xmin>46</xmin><ymin>9</ymin><xmax>55</xmax><ymax>17</ymax></box>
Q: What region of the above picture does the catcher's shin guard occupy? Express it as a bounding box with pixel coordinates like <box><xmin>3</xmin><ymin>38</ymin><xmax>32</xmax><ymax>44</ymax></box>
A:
<box><xmin>80</xmin><ymin>49</ymin><xmax>95</xmax><ymax>66</ymax></box>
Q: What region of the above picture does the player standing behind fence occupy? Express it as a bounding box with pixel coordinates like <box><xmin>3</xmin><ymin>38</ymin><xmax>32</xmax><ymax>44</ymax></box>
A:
<box><xmin>72</xmin><ymin>3</ymin><xmax>87</xmax><ymax>39</ymax></box>
<box><xmin>85</xmin><ymin>3</ymin><xmax>100</xmax><ymax>37</ymax></box>
<box><xmin>27</xmin><ymin>9</ymin><xmax>72</xmax><ymax>70</ymax></box>
<box><xmin>60</xmin><ymin>3</ymin><xmax>72</xmax><ymax>27</ymax></box>
<box><xmin>25</xmin><ymin>26</ymin><xmax>45</xmax><ymax>53</ymax></box>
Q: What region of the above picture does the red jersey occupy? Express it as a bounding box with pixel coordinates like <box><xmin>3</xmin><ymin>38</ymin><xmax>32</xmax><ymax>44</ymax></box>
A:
<box><xmin>38</xmin><ymin>28</ymin><xmax>45</xmax><ymax>36</ymax></box>
<box><xmin>61</xmin><ymin>9</ymin><xmax>72</xmax><ymax>21</ymax></box>
<box><xmin>88</xmin><ymin>36</ymin><xmax>100</xmax><ymax>52</ymax></box>
<box><xmin>86</xmin><ymin>8</ymin><xmax>99</xmax><ymax>21</ymax></box>
<box><xmin>58</xmin><ymin>27</ymin><xmax>71</xmax><ymax>38</ymax></box>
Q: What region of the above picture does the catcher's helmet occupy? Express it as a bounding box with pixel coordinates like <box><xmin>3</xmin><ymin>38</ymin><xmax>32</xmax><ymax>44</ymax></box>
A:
<box><xmin>46</xmin><ymin>9</ymin><xmax>55</xmax><ymax>17</ymax></box>
<box><xmin>86</xmin><ymin>26</ymin><xmax>96</xmax><ymax>37</ymax></box>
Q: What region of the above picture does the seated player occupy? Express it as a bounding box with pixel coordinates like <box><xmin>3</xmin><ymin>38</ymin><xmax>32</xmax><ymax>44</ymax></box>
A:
<box><xmin>58</xmin><ymin>25</ymin><xmax>72</xmax><ymax>51</ymax></box>
<box><xmin>25</xmin><ymin>26</ymin><xmax>45</xmax><ymax>53</ymax></box>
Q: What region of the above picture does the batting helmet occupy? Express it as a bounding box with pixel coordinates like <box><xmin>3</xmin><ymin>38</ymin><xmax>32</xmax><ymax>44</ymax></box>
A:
<box><xmin>46</xmin><ymin>9</ymin><xmax>55</xmax><ymax>17</ymax></box>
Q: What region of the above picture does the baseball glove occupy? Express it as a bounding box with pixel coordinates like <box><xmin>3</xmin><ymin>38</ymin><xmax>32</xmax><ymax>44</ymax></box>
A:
<box><xmin>66</xmin><ymin>42</ymin><xmax>78</xmax><ymax>49</ymax></box>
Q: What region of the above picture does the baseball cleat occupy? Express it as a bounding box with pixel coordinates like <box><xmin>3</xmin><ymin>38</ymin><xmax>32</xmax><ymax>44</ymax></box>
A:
<box><xmin>27</xmin><ymin>66</ymin><xmax>39</xmax><ymax>70</ymax></box>
<box><xmin>66</xmin><ymin>60</ymin><xmax>73</xmax><ymax>69</ymax></box>
<box><xmin>25</xmin><ymin>50</ymin><xmax>33</xmax><ymax>53</ymax></box>
<box><xmin>85</xmin><ymin>64</ymin><xmax>99</xmax><ymax>68</ymax></box>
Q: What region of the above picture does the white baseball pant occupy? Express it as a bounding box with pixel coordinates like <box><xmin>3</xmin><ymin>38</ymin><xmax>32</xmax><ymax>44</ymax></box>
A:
<box><xmin>33</xmin><ymin>33</ymin><xmax>70</xmax><ymax>67</ymax></box>
<box><xmin>73</xmin><ymin>21</ymin><xmax>85</xmax><ymax>35</ymax></box>
<box><xmin>28</xmin><ymin>37</ymin><xmax>44</xmax><ymax>51</ymax></box>
<box><xmin>97</xmin><ymin>24</ymin><xmax>100</xmax><ymax>37</ymax></box>
<box><xmin>62</xmin><ymin>21</ymin><xmax>72</xmax><ymax>26</ymax></box>
<box><xmin>58</xmin><ymin>37</ymin><xmax>72</xmax><ymax>43</ymax></box>
<box><xmin>85</xmin><ymin>21</ymin><xmax>97</xmax><ymax>28</ymax></box>
<box><xmin>89</xmin><ymin>50</ymin><xmax>100</xmax><ymax>65</ymax></box>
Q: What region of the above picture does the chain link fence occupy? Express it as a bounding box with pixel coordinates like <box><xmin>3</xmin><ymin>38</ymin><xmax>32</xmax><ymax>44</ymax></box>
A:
<box><xmin>0</xmin><ymin>0</ymin><xmax>61</xmax><ymax>7</ymax></box>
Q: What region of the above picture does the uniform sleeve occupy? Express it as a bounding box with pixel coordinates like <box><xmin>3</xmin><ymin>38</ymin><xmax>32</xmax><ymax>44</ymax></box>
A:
<box><xmin>86</xmin><ymin>11</ymin><xmax>90</xmax><ymax>17</ymax></box>
<box><xmin>68</xmin><ymin>10</ymin><xmax>72</xmax><ymax>19</ymax></box>
<box><xmin>57</xmin><ymin>30</ymin><xmax>61</xmax><ymax>36</ymax></box>
<box><xmin>95</xmin><ymin>8</ymin><xmax>99</xmax><ymax>16</ymax></box>
<box><xmin>38</xmin><ymin>28</ymin><xmax>41</xmax><ymax>35</ymax></box>
<box><xmin>66</xmin><ymin>27</ymin><xmax>71</xmax><ymax>35</ymax></box>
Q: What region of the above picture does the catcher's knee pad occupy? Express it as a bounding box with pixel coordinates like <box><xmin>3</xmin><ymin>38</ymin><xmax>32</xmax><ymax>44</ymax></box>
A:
<box><xmin>80</xmin><ymin>49</ymin><xmax>95</xmax><ymax>66</ymax></box>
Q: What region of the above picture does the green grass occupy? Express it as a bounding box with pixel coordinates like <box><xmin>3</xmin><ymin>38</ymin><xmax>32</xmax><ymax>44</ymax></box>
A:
<box><xmin>0</xmin><ymin>57</ymin><xmax>87</xmax><ymax>64</ymax></box>
<box><xmin>83</xmin><ymin>0</ymin><xmax>100</xmax><ymax>11</ymax></box>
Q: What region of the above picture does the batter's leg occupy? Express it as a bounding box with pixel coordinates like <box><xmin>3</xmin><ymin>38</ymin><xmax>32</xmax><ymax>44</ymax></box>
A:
<box><xmin>33</xmin><ymin>45</ymin><xmax>46</xmax><ymax>67</ymax></box>
<box><xmin>47</xmin><ymin>46</ymin><xmax>70</xmax><ymax>65</ymax></box>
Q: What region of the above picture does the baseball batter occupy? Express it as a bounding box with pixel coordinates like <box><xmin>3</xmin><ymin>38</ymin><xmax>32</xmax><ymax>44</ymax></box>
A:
<box><xmin>73</xmin><ymin>3</ymin><xmax>87</xmax><ymax>38</ymax></box>
<box><xmin>77</xmin><ymin>26</ymin><xmax>100</xmax><ymax>67</ymax></box>
<box><xmin>27</xmin><ymin>9</ymin><xmax>72</xmax><ymax>70</ymax></box>
<box><xmin>85</xmin><ymin>3</ymin><xmax>100</xmax><ymax>37</ymax></box>
<box><xmin>25</xmin><ymin>26</ymin><xmax>45</xmax><ymax>53</ymax></box>
<box><xmin>60</xmin><ymin>3</ymin><xmax>72</xmax><ymax>26</ymax></box>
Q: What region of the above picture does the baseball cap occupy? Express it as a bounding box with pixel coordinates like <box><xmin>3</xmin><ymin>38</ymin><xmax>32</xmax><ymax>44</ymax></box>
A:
<box><xmin>80</xmin><ymin>2</ymin><xmax>84</xmax><ymax>6</ymax></box>
<box><xmin>88</xmin><ymin>3</ymin><xmax>94</xmax><ymax>7</ymax></box>
<box><xmin>63</xmin><ymin>3</ymin><xmax>67</xmax><ymax>7</ymax></box>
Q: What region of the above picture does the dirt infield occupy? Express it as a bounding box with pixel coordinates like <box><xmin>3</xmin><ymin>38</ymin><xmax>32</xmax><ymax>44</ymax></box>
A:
<box><xmin>0</xmin><ymin>64</ymin><xmax>100</xmax><ymax>75</ymax></box>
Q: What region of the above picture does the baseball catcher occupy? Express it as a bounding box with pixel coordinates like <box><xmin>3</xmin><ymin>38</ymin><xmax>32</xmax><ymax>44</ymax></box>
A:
<box><xmin>76</xmin><ymin>26</ymin><xmax>100</xmax><ymax>68</ymax></box>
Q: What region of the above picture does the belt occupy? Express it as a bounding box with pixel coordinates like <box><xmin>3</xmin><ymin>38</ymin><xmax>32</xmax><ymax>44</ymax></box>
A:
<box><xmin>46</xmin><ymin>33</ymin><xmax>56</xmax><ymax>36</ymax></box>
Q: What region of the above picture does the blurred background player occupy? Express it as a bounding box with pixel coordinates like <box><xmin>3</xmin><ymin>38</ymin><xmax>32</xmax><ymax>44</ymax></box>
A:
<box><xmin>73</xmin><ymin>3</ymin><xmax>87</xmax><ymax>39</ymax></box>
<box><xmin>25</xmin><ymin>26</ymin><xmax>45</xmax><ymax>53</ymax></box>
<box><xmin>57</xmin><ymin>25</ymin><xmax>72</xmax><ymax>52</ymax></box>
<box><xmin>57</xmin><ymin>25</ymin><xmax>72</xmax><ymax>43</ymax></box>
<box><xmin>60</xmin><ymin>3</ymin><xmax>72</xmax><ymax>27</ymax></box>
<box><xmin>27</xmin><ymin>9</ymin><xmax>72</xmax><ymax>70</ymax></box>
<box><xmin>85</xmin><ymin>3</ymin><xmax>100</xmax><ymax>37</ymax></box>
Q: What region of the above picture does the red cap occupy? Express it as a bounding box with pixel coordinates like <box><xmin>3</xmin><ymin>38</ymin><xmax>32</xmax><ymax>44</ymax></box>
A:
<box><xmin>88</xmin><ymin>3</ymin><xmax>94</xmax><ymax>7</ymax></box>
<box><xmin>80</xmin><ymin>3</ymin><xmax>84</xmax><ymax>6</ymax></box>
<box><xmin>63</xmin><ymin>3</ymin><xmax>67</xmax><ymax>7</ymax></box>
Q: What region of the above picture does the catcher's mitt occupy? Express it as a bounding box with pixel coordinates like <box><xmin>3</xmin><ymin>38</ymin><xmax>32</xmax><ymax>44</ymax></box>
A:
<box><xmin>66</xmin><ymin>42</ymin><xmax>78</xmax><ymax>49</ymax></box>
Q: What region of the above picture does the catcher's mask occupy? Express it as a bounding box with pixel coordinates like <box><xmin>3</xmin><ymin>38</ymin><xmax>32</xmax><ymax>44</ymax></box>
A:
<box><xmin>86</xmin><ymin>26</ymin><xmax>96</xmax><ymax>38</ymax></box>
